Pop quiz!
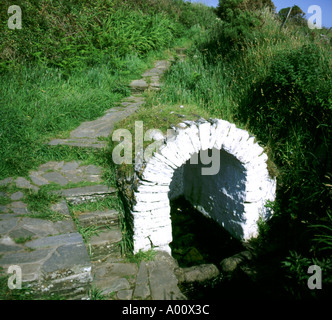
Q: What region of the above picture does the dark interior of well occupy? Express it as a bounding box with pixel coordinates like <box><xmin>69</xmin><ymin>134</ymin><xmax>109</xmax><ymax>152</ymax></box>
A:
<box><xmin>170</xmin><ymin>196</ymin><xmax>243</xmax><ymax>268</ymax></box>
<box><xmin>169</xmin><ymin>196</ymin><xmax>282</xmax><ymax>300</ymax></box>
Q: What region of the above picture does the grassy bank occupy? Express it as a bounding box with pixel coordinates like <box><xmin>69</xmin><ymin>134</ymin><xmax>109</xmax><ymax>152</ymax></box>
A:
<box><xmin>0</xmin><ymin>0</ymin><xmax>215</xmax><ymax>179</ymax></box>
<box><xmin>155</xmin><ymin>4</ymin><xmax>331</xmax><ymax>299</ymax></box>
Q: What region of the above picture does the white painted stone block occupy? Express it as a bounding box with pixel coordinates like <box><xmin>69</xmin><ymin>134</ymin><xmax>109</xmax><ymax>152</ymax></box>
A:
<box><xmin>213</xmin><ymin>119</ymin><xmax>232</xmax><ymax>149</ymax></box>
<box><xmin>133</xmin><ymin>200</ymin><xmax>170</xmax><ymax>212</ymax></box>
<box><xmin>159</xmin><ymin>144</ymin><xmax>183</xmax><ymax>167</ymax></box>
<box><xmin>148</xmin><ymin>225</ymin><xmax>173</xmax><ymax>247</ymax></box>
<box><xmin>175</xmin><ymin>129</ymin><xmax>196</xmax><ymax>160</ymax></box>
<box><xmin>198</xmin><ymin>121</ymin><xmax>211</xmax><ymax>151</ymax></box>
<box><xmin>173</xmin><ymin>139</ymin><xmax>192</xmax><ymax>163</ymax></box>
<box><xmin>134</xmin><ymin>207</ymin><xmax>171</xmax><ymax>219</ymax></box>
<box><xmin>222</xmin><ymin>128</ymin><xmax>250</xmax><ymax>157</ymax></box>
<box><xmin>134</xmin><ymin>217</ymin><xmax>169</xmax><ymax>231</ymax></box>
<box><xmin>133</xmin><ymin>236</ymin><xmax>151</xmax><ymax>253</ymax></box>
<box><xmin>242</xmin><ymin>202</ymin><xmax>263</xmax><ymax>239</ymax></box>
<box><xmin>168</xmin><ymin>139</ymin><xmax>191</xmax><ymax>163</ymax></box>
<box><xmin>137</xmin><ymin>184</ymin><xmax>170</xmax><ymax>194</ymax></box>
<box><xmin>245</xmin><ymin>190</ymin><xmax>264</xmax><ymax>203</ymax></box>
<box><xmin>185</xmin><ymin>124</ymin><xmax>201</xmax><ymax>153</ymax></box>
<box><xmin>135</xmin><ymin>191</ymin><xmax>169</xmax><ymax>203</ymax></box>
<box><xmin>208</xmin><ymin>122</ymin><xmax>218</xmax><ymax>150</ymax></box>
<box><xmin>222</xmin><ymin>123</ymin><xmax>238</xmax><ymax>152</ymax></box>
<box><xmin>146</xmin><ymin>157</ymin><xmax>174</xmax><ymax>174</ymax></box>
<box><xmin>153</xmin><ymin>152</ymin><xmax>179</xmax><ymax>169</ymax></box>
<box><xmin>141</xmin><ymin>163</ymin><xmax>174</xmax><ymax>184</ymax></box>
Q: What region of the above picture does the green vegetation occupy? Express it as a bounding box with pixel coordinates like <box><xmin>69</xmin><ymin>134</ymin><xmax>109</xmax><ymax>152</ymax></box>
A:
<box><xmin>13</xmin><ymin>235</ymin><xmax>32</xmax><ymax>244</ymax></box>
<box><xmin>1</xmin><ymin>0</ymin><xmax>213</xmax><ymax>179</ymax></box>
<box><xmin>126</xmin><ymin>249</ymin><xmax>157</xmax><ymax>265</ymax></box>
<box><xmin>88</xmin><ymin>285</ymin><xmax>107</xmax><ymax>300</ymax></box>
<box><xmin>1</xmin><ymin>0</ymin><xmax>331</xmax><ymax>300</ymax></box>
<box><xmin>155</xmin><ymin>0</ymin><xmax>331</xmax><ymax>299</ymax></box>
<box><xmin>68</xmin><ymin>196</ymin><xmax>119</xmax><ymax>216</ymax></box>
<box><xmin>25</xmin><ymin>188</ymin><xmax>62</xmax><ymax>221</ymax></box>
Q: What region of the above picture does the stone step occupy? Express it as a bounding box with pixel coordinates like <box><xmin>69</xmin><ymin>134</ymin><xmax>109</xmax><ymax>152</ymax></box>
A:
<box><xmin>77</xmin><ymin>209</ymin><xmax>120</xmax><ymax>228</ymax></box>
<box><xmin>87</xmin><ymin>228</ymin><xmax>122</xmax><ymax>261</ymax></box>
<box><xmin>0</xmin><ymin>232</ymin><xmax>92</xmax><ymax>299</ymax></box>
<box><xmin>130</xmin><ymin>79</ymin><xmax>149</xmax><ymax>93</ymax></box>
<box><xmin>145</xmin><ymin>251</ymin><xmax>186</xmax><ymax>300</ymax></box>
<box><xmin>48</xmin><ymin>138</ymin><xmax>107</xmax><ymax>149</ymax></box>
<box><xmin>91</xmin><ymin>262</ymin><xmax>138</xmax><ymax>297</ymax></box>
<box><xmin>122</xmin><ymin>94</ymin><xmax>145</xmax><ymax>102</ymax></box>
<box><xmin>142</xmin><ymin>68</ymin><xmax>164</xmax><ymax>77</ymax></box>
<box><xmin>51</xmin><ymin>185</ymin><xmax>117</xmax><ymax>205</ymax></box>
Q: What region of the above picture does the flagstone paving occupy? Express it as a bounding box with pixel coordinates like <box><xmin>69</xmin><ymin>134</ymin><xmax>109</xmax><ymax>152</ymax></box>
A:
<box><xmin>0</xmin><ymin>50</ymin><xmax>188</xmax><ymax>300</ymax></box>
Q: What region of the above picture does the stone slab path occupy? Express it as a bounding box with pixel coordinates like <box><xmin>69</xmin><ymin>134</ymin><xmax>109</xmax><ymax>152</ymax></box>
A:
<box><xmin>0</xmin><ymin>50</ymin><xmax>189</xmax><ymax>300</ymax></box>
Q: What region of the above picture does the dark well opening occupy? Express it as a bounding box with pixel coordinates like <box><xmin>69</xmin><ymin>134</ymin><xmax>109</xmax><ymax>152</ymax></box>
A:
<box><xmin>170</xmin><ymin>197</ymin><xmax>287</xmax><ymax>300</ymax></box>
<box><xmin>169</xmin><ymin>148</ymin><xmax>247</xmax><ymax>240</ymax></box>
<box><xmin>170</xmin><ymin>196</ymin><xmax>244</xmax><ymax>268</ymax></box>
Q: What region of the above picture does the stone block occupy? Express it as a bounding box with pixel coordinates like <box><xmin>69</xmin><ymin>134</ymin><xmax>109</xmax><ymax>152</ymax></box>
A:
<box><xmin>158</xmin><ymin>144</ymin><xmax>183</xmax><ymax>168</ymax></box>
<box><xmin>10</xmin><ymin>191</ymin><xmax>24</xmax><ymax>201</ymax></box>
<box><xmin>52</xmin><ymin>185</ymin><xmax>117</xmax><ymax>204</ymax></box>
<box><xmin>176</xmin><ymin>264</ymin><xmax>220</xmax><ymax>283</ymax></box>
<box><xmin>42</xmin><ymin>172</ymin><xmax>69</xmax><ymax>186</ymax></box>
<box><xmin>198</xmin><ymin>121</ymin><xmax>211</xmax><ymax>151</ymax></box>
<box><xmin>29</xmin><ymin>172</ymin><xmax>50</xmax><ymax>186</ymax></box>
<box><xmin>213</xmin><ymin>119</ymin><xmax>232</xmax><ymax>149</ymax></box>
<box><xmin>0</xmin><ymin>177</ymin><xmax>13</xmax><ymax>186</ymax></box>
<box><xmin>117</xmin><ymin>289</ymin><xmax>133</xmax><ymax>300</ymax></box>
<box><xmin>15</xmin><ymin>177</ymin><xmax>39</xmax><ymax>192</ymax></box>
<box><xmin>50</xmin><ymin>200</ymin><xmax>70</xmax><ymax>217</ymax></box>
<box><xmin>141</xmin><ymin>170</ymin><xmax>173</xmax><ymax>186</ymax></box>
<box><xmin>133</xmin><ymin>200</ymin><xmax>170</xmax><ymax>212</ymax></box>
<box><xmin>133</xmin><ymin>261</ymin><xmax>150</xmax><ymax>299</ymax></box>
<box><xmin>133</xmin><ymin>237</ymin><xmax>151</xmax><ymax>253</ymax></box>
<box><xmin>153</xmin><ymin>152</ymin><xmax>178</xmax><ymax>170</ymax></box>
<box><xmin>136</xmin><ymin>184</ymin><xmax>170</xmax><ymax>194</ymax></box>
<box><xmin>77</xmin><ymin>209</ymin><xmax>119</xmax><ymax>228</ymax></box>
<box><xmin>88</xmin><ymin>229</ymin><xmax>122</xmax><ymax>260</ymax></box>
<box><xmin>134</xmin><ymin>191</ymin><xmax>169</xmax><ymax>203</ymax></box>
<box><xmin>147</xmin><ymin>252</ymin><xmax>185</xmax><ymax>300</ymax></box>
<box><xmin>26</xmin><ymin>233</ymin><xmax>83</xmax><ymax>249</ymax></box>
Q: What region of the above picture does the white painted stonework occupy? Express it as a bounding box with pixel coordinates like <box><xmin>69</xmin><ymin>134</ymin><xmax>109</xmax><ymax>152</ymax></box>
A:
<box><xmin>130</xmin><ymin>119</ymin><xmax>277</xmax><ymax>254</ymax></box>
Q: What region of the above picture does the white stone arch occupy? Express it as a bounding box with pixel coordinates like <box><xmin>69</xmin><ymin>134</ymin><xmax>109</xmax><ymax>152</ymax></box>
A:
<box><xmin>131</xmin><ymin>119</ymin><xmax>276</xmax><ymax>254</ymax></box>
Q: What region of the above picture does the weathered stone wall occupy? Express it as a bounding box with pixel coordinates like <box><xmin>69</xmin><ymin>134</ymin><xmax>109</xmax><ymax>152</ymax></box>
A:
<box><xmin>117</xmin><ymin>118</ymin><xmax>277</xmax><ymax>255</ymax></box>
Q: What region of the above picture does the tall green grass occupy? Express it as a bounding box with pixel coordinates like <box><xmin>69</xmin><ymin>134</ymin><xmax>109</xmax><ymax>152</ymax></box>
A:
<box><xmin>0</xmin><ymin>54</ymin><xmax>150</xmax><ymax>179</ymax></box>
<box><xmin>1</xmin><ymin>0</ymin><xmax>207</xmax><ymax>179</ymax></box>
<box><xmin>0</xmin><ymin>0</ymin><xmax>180</xmax><ymax>72</ymax></box>
<box><xmin>156</xmin><ymin>4</ymin><xmax>332</xmax><ymax>297</ymax></box>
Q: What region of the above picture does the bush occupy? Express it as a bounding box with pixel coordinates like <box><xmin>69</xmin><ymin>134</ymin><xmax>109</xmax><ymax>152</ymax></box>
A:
<box><xmin>279</xmin><ymin>5</ymin><xmax>306</xmax><ymax>27</ymax></box>
<box><xmin>238</xmin><ymin>42</ymin><xmax>331</xmax><ymax>230</ymax></box>
<box><xmin>213</xmin><ymin>0</ymin><xmax>275</xmax><ymax>54</ymax></box>
<box><xmin>239</xmin><ymin>43</ymin><xmax>331</xmax><ymax>144</ymax></box>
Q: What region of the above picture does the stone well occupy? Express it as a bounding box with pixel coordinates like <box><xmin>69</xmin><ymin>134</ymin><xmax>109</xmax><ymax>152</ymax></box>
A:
<box><xmin>117</xmin><ymin>118</ymin><xmax>277</xmax><ymax>254</ymax></box>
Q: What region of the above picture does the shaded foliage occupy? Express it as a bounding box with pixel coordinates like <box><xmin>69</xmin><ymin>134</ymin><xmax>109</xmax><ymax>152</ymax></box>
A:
<box><xmin>279</xmin><ymin>5</ymin><xmax>306</xmax><ymax>26</ymax></box>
